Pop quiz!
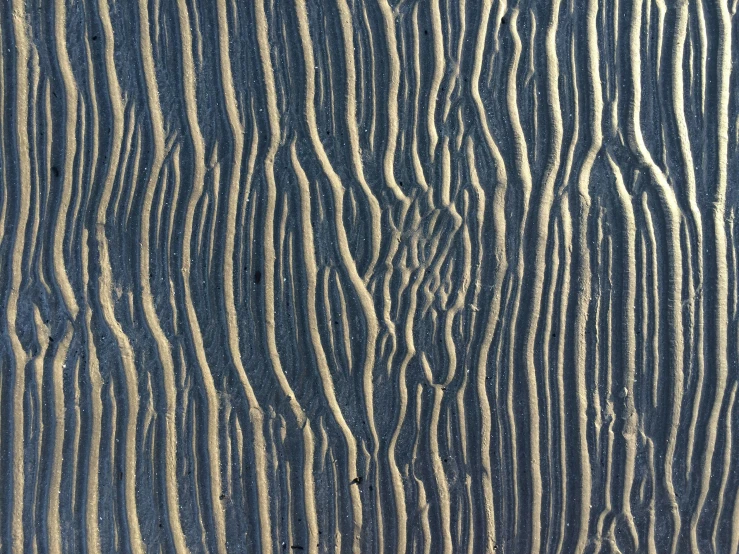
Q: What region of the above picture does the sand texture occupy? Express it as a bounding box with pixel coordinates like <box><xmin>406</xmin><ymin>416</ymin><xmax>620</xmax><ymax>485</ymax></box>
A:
<box><xmin>1</xmin><ymin>0</ymin><xmax>739</xmax><ymax>552</ymax></box>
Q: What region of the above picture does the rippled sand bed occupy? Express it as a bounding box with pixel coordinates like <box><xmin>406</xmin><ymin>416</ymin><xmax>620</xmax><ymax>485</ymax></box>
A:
<box><xmin>1</xmin><ymin>0</ymin><xmax>738</xmax><ymax>552</ymax></box>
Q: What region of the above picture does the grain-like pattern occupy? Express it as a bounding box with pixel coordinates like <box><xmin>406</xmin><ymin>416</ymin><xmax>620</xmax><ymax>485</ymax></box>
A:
<box><xmin>1</xmin><ymin>0</ymin><xmax>739</xmax><ymax>552</ymax></box>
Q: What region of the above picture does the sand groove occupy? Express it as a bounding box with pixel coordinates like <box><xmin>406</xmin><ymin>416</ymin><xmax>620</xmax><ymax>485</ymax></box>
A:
<box><xmin>2</xmin><ymin>0</ymin><xmax>739</xmax><ymax>552</ymax></box>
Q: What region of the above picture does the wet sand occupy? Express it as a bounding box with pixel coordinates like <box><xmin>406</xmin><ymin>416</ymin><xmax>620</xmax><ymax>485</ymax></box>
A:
<box><xmin>1</xmin><ymin>0</ymin><xmax>739</xmax><ymax>552</ymax></box>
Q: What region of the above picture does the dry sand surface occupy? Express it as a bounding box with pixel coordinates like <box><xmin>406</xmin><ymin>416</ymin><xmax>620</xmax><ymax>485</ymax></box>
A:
<box><xmin>1</xmin><ymin>0</ymin><xmax>738</xmax><ymax>552</ymax></box>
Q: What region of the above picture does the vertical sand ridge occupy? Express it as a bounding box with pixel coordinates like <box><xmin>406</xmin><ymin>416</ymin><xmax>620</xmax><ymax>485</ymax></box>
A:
<box><xmin>93</xmin><ymin>0</ymin><xmax>144</xmax><ymax>550</ymax></box>
<box><xmin>1</xmin><ymin>0</ymin><xmax>739</xmax><ymax>552</ymax></box>
<box><xmin>572</xmin><ymin>0</ymin><xmax>602</xmax><ymax>550</ymax></box>
<box><xmin>7</xmin><ymin>1</ymin><xmax>32</xmax><ymax>551</ymax></box>
<box><xmin>215</xmin><ymin>0</ymin><xmax>272</xmax><ymax>549</ymax></box>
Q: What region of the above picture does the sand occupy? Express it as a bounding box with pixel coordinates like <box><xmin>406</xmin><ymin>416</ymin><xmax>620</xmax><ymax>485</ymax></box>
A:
<box><xmin>1</xmin><ymin>0</ymin><xmax>738</xmax><ymax>552</ymax></box>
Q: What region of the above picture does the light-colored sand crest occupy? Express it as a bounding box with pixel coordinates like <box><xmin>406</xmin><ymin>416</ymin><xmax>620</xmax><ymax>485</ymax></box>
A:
<box><xmin>123</xmin><ymin>121</ymin><xmax>146</xmax><ymax>227</ymax></box>
<box><xmin>207</xmin><ymin>155</ymin><xmax>220</xmax><ymax>273</ymax></box>
<box><xmin>593</xmin><ymin>215</ymin><xmax>615</xmax><ymax>550</ymax></box>
<box><xmin>38</xmin><ymin>79</ymin><xmax>52</xmax><ymax>293</ymax></box>
<box><xmin>293</xmin><ymin>3</ymin><xmax>388</xmax><ymax>549</ymax></box>
<box><xmin>359</xmin><ymin>4</ymin><xmax>377</xmax><ymax>152</ymax></box>
<box><xmin>187</xmin><ymin>399</ymin><xmax>209</xmax><ymax>553</ymax></box>
<box><xmin>96</xmin><ymin>233</ymin><xmax>143</xmax><ymax>553</ymax></box>
<box><xmin>29</xmin><ymin>306</ymin><xmax>49</xmax><ymax>554</ymax></box>
<box><xmin>196</xmin><ymin>193</ymin><xmax>210</xmax><ymax>257</ymax></box>
<box><xmin>153</xmin><ymin>164</ymin><xmax>169</xmax><ymax>249</ymax></box>
<box><xmin>517</xmin><ymin>0</ymin><xmax>563</xmax><ymax>548</ymax></box>
<box><xmin>642</xmin><ymin>434</ymin><xmax>658</xmax><ymax>554</ymax></box>
<box><xmin>412</xmin><ymin>384</ymin><xmax>432</xmax><ymax>554</ymax></box>
<box><xmin>506</xmin><ymin>9</ymin><xmax>533</xmax><ymax>217</ymax></box>
<box><xmin>606</xmin><ymin>154</ymin><xmax>640</xmax><ymax>549</ymax></box>
<box><xmin>643</xmin><ymin>195</ymin><xmax>662</xmax><ymax>407</ymax></box>
<box><xmin>712</xmin><ymin>382</ymin><xmax>737</xmax><ymax>552</ymax></box>
<box><xmin>111</xmin><ymin>107</ymin><xmax>136</xmax><ymax>221</ymax></box>
<box><xmin>386</xmin><ymin>237</ymin><xmax>427</xmax><ymax>553</ymax></box>
<box><xmin>694</xmin><ymin>0</ymin><xmax>708</xmax><ymax>117</ymax></box>
<box><xmin>334</xmin><ymin>278</ymin><xmax>354</xmax><ymax>373</ymax></box>
<box><xmin>215</xmin><ymin>0</ymin><xmax>272</xmax><ymax>549</ymax></box>
<box><xmin>80</xmin><ymin>229</ymin><xmax>103</xmax><ymax>554</ymax></box>
<box><xmin>466</xmin><ymin>134</ymin><xmax>502</xmax><ymax>552</ymax></box>
<box><xmin>628</xmin><ymin>2</ymin><xmax>684</xmax><ymax>550</ymax></box>
<box><xmin>410</xmin><ymin>5</ymin><xmax>429</xmax><ymax>194</ymax></box>
<box><xmin>47</xmin><ymin>323</ymin><xmax>74</xmax><ymax>554</ymax></box>
<box><xmin>69</xmin><ymin>360</ymin><xmax>82</xmax><ymax>515</ymax></box>
<box><xmin>67</xmin><ymin>103</ymin><xmax>86</xmax><ymax>266</ymax></box>
<box><xmin>527</xmin><ymin>11</ymin><xmax>538</xmax><ymax>160</ymax></box>
<box><xmin>592</xmin><ymin>213</ymin><xmax>604</xmax><ymax>457</ymax></box>
<box><xmin>497</xmin><ymin>9</ymin><xmax>534</xmax><ymax>545</ymax></box>
<box><xmin>379</xmin><ymin>216</ymin><xmax>402</xmax><ymax>374</ymax></box>
<box><xmin>540</xmin><ymin>217</ymin><xmax>560</xmax><ymax>552</ymax></box>
<box><xmin>169</xmin><ymin>147</ymin><xmax>182</xmax><ymax>333</ymax></box>
<box><xmin>83</xmin><ymin>36</ymin><xmax>100</xmax><ymax>201</ymax></box>
<box><xmin>672</xmin><ymin>0</ymin><xmax>706</xmax><ymax>479</ymax></box>
<box><xmin>137</xmin><ymin>137</ymin><xmax>189</xmax><ymax>554</ymax></box>
<box><xmin>27</xmin><ymin>50</ymin><xmax>41</xmax><ymax>274</ymax></box>
<box><xmin>254</xmin><ymin>4</ymin><xmax>322</xmax><ymax>554</ymax></box>
<box><xmin>419</xmin><ymin>354</ymin><xmax>453</xmax><ymax>554</ymax></box>
<box><xmin>322</xmin><ymin>270</ymin><xmax>341</xmax><ymax>373</ymax></box>
<box><xmin>454</xmin><ymin>246</ymin><xmax>476</xmax><ymax>551</ymax></box>
<box><xmin>292</xmin><ymin>141</ymin><xmax>365</xmax><ymax>554</ymax></box>
<box><xmin>553</xmin><ymin>205</ymin><xmax>572</xmax><ymax>554</ymax></box>
<box><xmin>691</xmin><ymin>2</ymin><xmax>732</xmax><ymax>552</ymax></box>
<box><xmin>376</xmin><ymin>0</ymin><xmax>408</xmax><ymax>202</ymax></box>
<box><xmin>8</xmin><ymin>3</ymin><xmax>33</xmax><ymax>550</ymax></box>
<box><xmin>504</xmin><ymin>267</ymin><xmax>522</xmax><ymax>542</ymax></box>
<box><xmin>52</xmin><ymin>0</ymin><xmax>80</xmax><ymax>320</ymax></box>
<box><xmin>571</xmin><ymin>0</ymin><xmax>604</xmax><ymax>549</ymax></box>
<box><xmin>470</xmin><ymin>0</ymin><xmax>507</xmax><ymax>195</ymax></box>
<box><xmin>638</xmin><ymin>231</ymin><xmax>649</xmax><ymax>415</ymax></box>
<box><xmin>94</xmin><ymin>6</ymin><xmax>146</xmax><ymax>553</ymax></box>
<box><xmin>426</xmin><ymin>0</ymin><xmax>444</xmax><ymax>159</ymax></box>
<box><xmin>334</xmin><ymin>0</ymin><xmax>381</xmax><ymax>280</ymax></box>
<box><xmin>239</xmin><ymin>120</ymin><xmax>259</xmax><ymax>308</ymax></box>
<box><xmin>442</xmin><ymin>0</ymin><xmax>466</xmax><ymax>128</ymax></box>
<box><xmin>0</xmin><ymin>19</ymin><xmax>6</xmax><ymax>238</ymax></box>
<box><xmin>436</xmin><ymin>161</ymin><xmax>473</xmax><ymax>552</ymax></box>
<box><xmin>174</xmin><ymin>0</ymin><xmax>229</xmax><ymax>550</ymax></box>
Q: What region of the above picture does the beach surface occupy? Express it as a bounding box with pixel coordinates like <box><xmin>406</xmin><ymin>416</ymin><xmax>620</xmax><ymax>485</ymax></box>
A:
<box><xmin>1</xmin><ymin>0</ymin><xmax>738</xmax><ymax>552</ymax></box>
